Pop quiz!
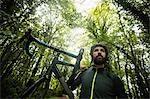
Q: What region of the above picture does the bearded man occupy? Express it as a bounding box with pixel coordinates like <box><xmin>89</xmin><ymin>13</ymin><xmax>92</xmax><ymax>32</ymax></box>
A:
<box><xmin>68</xmin><ymin>43</ymin><xmax>128</xmax><ymax>99</ymax></box>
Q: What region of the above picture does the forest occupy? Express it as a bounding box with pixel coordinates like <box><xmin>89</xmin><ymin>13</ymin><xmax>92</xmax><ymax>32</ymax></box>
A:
<box><xmin>0</xmin><ymin>0</ymin><xmax>149</xmax><ymax>98</ymax></box>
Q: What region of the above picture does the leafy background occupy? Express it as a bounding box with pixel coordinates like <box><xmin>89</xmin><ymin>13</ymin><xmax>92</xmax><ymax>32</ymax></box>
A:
<box><xmin>0</xmin><ymin>0</ymin><xmax>149</xmax><ymax>98</ymax></box>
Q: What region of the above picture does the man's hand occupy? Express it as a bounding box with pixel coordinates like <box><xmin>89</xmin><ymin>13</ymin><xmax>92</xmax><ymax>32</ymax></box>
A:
<box><xmin>80</xmin><ymin>65</ymin><xmax>87</xmax><ymax>72</ymax></box>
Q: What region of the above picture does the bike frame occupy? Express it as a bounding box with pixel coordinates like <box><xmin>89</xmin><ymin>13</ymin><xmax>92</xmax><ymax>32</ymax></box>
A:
<box><xmin>21</xmin><ymin>29</ymin><xmax>84</xmax><ymax>99</ymax></box>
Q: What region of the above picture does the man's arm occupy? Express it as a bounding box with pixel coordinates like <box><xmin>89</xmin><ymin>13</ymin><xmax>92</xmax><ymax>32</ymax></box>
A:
<box><xmin>67</xmin><ymin>65</ymin><xmax>87</xmax><ymax>90</ymax></box>
<box><xmin>67</xmin><ymin>70</ymin><xmax>82</xmax><ymax>90</ymax></box>
<box><xmin>114</xmin><ymin>76</ymin><xmax>128</xmax><ymax>98</ymax></box>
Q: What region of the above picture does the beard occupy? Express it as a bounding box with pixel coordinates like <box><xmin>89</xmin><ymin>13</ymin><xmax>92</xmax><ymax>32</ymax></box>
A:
<box><xmin>93</xmin><ymin>55</ymin><xmax>107</xmax><ymax>65</ymax></box>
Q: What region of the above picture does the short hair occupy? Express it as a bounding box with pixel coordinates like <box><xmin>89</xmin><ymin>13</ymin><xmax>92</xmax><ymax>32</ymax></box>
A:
<box><xmin>90</xmin><ymin>43</ymin><xmax>111</xmax><ymax>70</ymax></box>
<box><xmin>90</xmin><ymin>43</ymin><xmax>108</xmax><ymax>59</ymax></box>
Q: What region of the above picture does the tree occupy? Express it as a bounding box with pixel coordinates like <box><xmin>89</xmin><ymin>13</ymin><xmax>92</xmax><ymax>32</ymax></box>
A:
<box><xmin>84</xmin><ymin>2</ymin><xmax>149</xmax><ymax>98</ymax></box>
<box><xmin>0</xmin><ymin>0</ymin><xmax>81</xmax><ymax>98</ymax></box>
<box><xmin>114</xmin><ymin>0</ymin><xmax>150</xmax><ymax>44</ymax></box>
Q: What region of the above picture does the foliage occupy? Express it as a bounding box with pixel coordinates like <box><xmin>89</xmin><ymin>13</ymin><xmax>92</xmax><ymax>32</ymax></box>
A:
<box><xmin>0</xmin><ymin>0</ymin><xmax>149</xmax><ymax>98</ymax></box>
<box><xmin>114</xmin><ymin>0</ymin><xmax>150</xmax><ymax>44</ymax></box>
<box><xmin>0</xmin><ymin>0</ymin><xmax>80</xmax><ymax>98</ymax></box>
<box><xmin>83</xmin><ymin>1</ymin><xmax>149</xmax><ymax>98</ymax></box>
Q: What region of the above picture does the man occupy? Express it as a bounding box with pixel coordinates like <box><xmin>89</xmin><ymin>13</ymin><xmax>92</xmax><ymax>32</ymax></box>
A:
<box><xmin>68</xmin><ymin>43</ymin><xmax>127</xmax><ymax>99</ymax></box>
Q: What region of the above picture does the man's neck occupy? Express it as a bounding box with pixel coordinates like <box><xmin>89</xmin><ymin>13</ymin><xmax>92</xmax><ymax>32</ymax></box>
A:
<box><xmin>94</xmin><ymin>64</ymin><xmax>104</xmax><ymax>69</ymax></box>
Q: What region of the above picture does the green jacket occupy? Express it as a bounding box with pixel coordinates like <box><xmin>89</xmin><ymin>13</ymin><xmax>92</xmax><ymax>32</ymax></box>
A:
<box><xmin>68</xmin><ymin>67</ymin><xmax>127</xmax><ymax>99</ymax></box>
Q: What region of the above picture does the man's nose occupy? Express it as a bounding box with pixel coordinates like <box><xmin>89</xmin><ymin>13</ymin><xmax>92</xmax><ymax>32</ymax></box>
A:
<box><xmin>98</xmin><ymin>51</ymin><xmax>102</xmax><ymax>55</ymax></box>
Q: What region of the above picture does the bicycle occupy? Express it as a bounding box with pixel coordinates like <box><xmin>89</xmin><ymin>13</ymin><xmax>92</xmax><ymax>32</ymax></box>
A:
<box><xmin>21</xmin><ymin>29</ymin><xmax>84</xmax><ymax>99</ymax></box>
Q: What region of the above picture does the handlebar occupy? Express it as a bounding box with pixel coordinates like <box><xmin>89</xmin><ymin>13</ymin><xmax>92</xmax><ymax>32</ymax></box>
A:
<box><xmin>24</xmin><ymin>29</ymin><xmax>81</xmax><ymax>58</ymax></box>
<box><xmin>24</xmin><ymin>29</ymin><xmax>84</xmax><ymax>72</ymax></box>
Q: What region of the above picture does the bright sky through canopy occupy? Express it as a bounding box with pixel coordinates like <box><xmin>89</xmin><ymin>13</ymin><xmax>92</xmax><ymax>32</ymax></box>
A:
<box><xmin>66</xmin><ymin>0</ymin><xmax>100</xmax><ymax>53</ymax></box>
<box><xmin>66</xmin><ymin>27</ymin><xmax>86</xmax><ymax>52</ymax></box>
<box><xmin>74</xmin><ymin>0</ymin><xmax>100</xmax><ymax>15</ymax></box>
<box><xmin>35</xmin><ymin>0</ymin><xmax>101</xmax><ymax>53</ymax></box>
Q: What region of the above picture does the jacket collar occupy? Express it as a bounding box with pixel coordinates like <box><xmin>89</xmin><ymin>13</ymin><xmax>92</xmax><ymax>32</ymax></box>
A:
<box><xmin>91</xmin><ymin>65</ymin><xmax>105</xmax><ymax>72</ymax></box>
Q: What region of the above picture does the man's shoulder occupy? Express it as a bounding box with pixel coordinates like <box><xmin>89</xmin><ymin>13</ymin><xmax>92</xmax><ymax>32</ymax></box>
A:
<box><xmin>81</xmin><ymin>67</ymin><xmax>93</xmax><ymax>76</ymax></box>
<box><xmin>104</xmin><ymin>70</ymin><xmax>120</xmax><ymax>81</ymax></box>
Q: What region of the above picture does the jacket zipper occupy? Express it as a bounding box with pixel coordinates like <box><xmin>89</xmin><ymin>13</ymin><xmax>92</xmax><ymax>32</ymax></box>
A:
<box><xmin>90</xmin><ymin>69</ymin><xmax>98</xmax><ymax>99</ymax></box>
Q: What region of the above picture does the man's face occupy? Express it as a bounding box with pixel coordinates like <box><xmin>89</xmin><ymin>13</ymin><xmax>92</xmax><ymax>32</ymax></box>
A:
<box><xmin>92</xmin><ymin>46</ymin><xmax>107</xmax><ymax>65</ymax></box>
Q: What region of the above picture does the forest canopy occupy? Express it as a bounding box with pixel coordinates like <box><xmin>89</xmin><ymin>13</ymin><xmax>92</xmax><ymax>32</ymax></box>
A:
<box><xmin>0</xmin><ymin>0</ymin><xmax>149</xmax><ymax>98</ymax></box>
